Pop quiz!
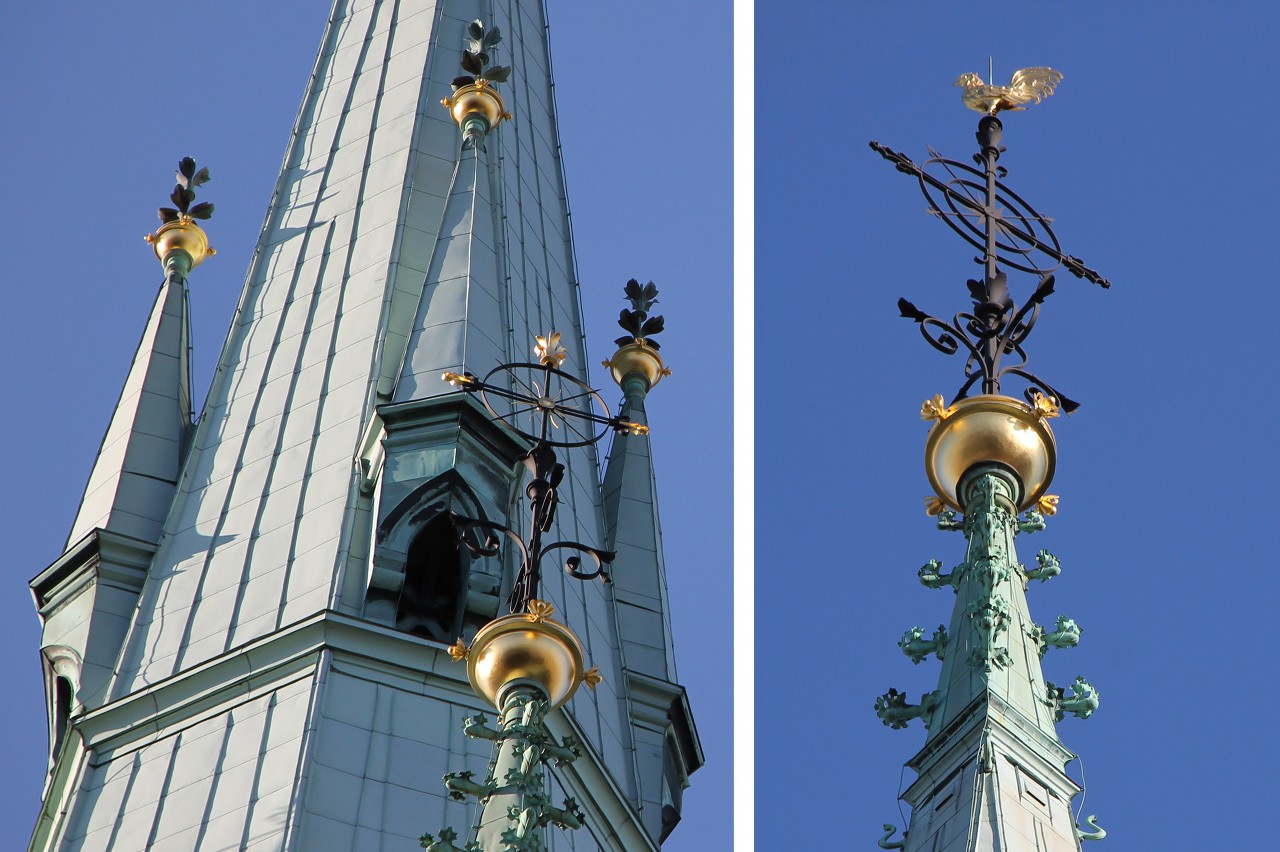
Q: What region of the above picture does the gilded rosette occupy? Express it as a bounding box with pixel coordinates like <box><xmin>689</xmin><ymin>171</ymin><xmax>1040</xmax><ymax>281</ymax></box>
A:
<box><xmin>923</xmin><ymin>394</ymin><xmax>1056</xmax><ymax>512</ymax></box>
<box><xmin>603</xmin><ymin>341</ymin><xmax>670</xmax><ymax>390</ymax></box>
<box><xmin>145</xmin><ymin>217</ymin><xmax>214</xmax><ymax>269</ymax></box>
<box><xmin>464</xmin><ymin>603</ymin><xmax>589</xmax><ymax>709</ymax></box>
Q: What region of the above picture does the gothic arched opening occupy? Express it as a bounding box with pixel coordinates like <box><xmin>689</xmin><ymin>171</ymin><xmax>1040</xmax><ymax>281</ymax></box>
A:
<box><xmin>395</xmin><ymin>513</ymin><xmax>467</xmax><ymax>642</ymax></box>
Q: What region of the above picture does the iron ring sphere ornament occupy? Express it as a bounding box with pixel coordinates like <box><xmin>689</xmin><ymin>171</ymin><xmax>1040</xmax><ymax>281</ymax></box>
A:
<box><xmin>869</xmin><ymin>123</ymin><xmax>1109</xmax><ymax>290</ymax></box>
<box><xmin>442</xmin><ymin>332</ymin><xmax>636</xmax><ymax>615</ymax></box>
<box><xmin>476</xmin><ymin>361</ymin><xmax>618</xmax><ymax>448</ymax></box>
<box><xmin>918</xmin><ymin>149</ymin><xmax>1064</xmax><ymax>279</ymax></box>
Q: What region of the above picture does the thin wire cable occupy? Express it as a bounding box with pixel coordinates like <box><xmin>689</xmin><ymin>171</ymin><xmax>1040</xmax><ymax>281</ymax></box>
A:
<box><xmin>1073</xmin><ymin>752</ymin><xmax>1088</xmax><ymax>827</ymax></box>
<box><xmin>963</xmin><ymin>724</ymin><xmax>991</xmax><ymax>852</ymax></box>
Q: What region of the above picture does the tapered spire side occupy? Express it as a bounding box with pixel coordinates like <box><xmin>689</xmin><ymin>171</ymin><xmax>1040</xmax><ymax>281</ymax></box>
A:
<box><xmin>66</xmin><ymin>158</ymin><xmax>212</xmax><ymax>548</ymax></box>
<box><xmin>599</xmin><ymin>282</ymin><xmax>701</xmax><ymax>842</ymax></box>
<box><xmin>601</xmin><ymin>280</ymin><xmax>676</xmax><ymax>681</ymax></box>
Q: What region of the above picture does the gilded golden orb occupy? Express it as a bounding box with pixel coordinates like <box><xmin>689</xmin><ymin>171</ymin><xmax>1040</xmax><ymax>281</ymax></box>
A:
<box><xmin>923</xmin><ymin>395</ymin><xmax>1056</xmax><ymax>512</ymax></box>
<box><xmin>466</xmin><ymin>610</ymin><xmax>587</xmax><ymax>709</ymax></box>
<box><xmin>604</xmin><ymin>341</ymin><xmax>669</xmax><ymax>389</ymax></box>
<box><xmin>146</xmin><ymin>217</ymin><xmax>213</xmax><ymax>268</ymax></box>
<box><xmin>442</xmin><ymin>81</ymin><xmax>509</xmax><ymax>131</ymax></box>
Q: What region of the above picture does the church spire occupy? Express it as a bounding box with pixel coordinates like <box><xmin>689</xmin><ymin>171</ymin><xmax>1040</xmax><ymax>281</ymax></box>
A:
<box><xmin>871</xmin><ymin>72</ymin><xmax>1109</xmax><ymax>851</ymax></box>
<box><xmin>30</xmin><ymin>5</ymin><xmax>698</xmax><ymax>850</ymax></box>
<box><xmin>64</xmin><ymin>158</ymin><xmax>213</xmax><ymax>549</ymax></box>
<box><xmin>600</xmin><ymin>280</ymin><xmax>677</xmax><ymax>682</ymax></box>
<box><xmin>599</xmin><ymin>282</ymin><xmax>699</xmax><ymax>842</ymax></box>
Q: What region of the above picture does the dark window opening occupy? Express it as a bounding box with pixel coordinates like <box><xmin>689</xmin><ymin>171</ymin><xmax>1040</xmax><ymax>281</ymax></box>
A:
<box><xmin>52</xmin><ymin>675</ymin><xmax>73</xmax><ymax>760</ymax></box>
<box><xmin>395</xmin><ymin>514</ymin><xmax>467</xmax><ymax>643</ymax></box>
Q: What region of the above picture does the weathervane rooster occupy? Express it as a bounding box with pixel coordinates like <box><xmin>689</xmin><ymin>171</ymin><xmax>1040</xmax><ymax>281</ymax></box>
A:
<box><xmin>955</xmin><ymin>66</ymin><xmax>1062</xmax><ymax>115</ymax></box>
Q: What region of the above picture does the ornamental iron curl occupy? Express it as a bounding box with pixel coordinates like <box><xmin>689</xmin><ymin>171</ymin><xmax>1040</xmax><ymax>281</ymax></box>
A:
<box><xmin>871</xmin><ymin>113</ymin><xmax>1110</xmax><ymax>410</ymax></box>
<box><xmin>443</xmin><ymin>337</ymin><xmax>635</xmax><ymax>614</ymax></box>
<box><xmin>450</xmin><ymin>443</ymin><xmax>616</xmax><ymax>615</ymax></box>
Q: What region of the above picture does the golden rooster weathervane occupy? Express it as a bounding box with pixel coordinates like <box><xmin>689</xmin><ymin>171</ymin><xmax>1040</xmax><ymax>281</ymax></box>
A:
<box><xmin>955</xmin><ymin>66</ymin><xmax>1062</xmax><ymax>115</ymax></box>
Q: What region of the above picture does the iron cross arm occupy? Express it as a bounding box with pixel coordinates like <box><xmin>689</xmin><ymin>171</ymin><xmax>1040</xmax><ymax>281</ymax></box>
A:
<box><xmin>868</xmin><ymin>140</ymin><xmax>1111</xmax><ymax>289</ymax></box>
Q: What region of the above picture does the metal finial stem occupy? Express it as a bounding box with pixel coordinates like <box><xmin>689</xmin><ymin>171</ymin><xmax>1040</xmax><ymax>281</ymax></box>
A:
<box><xmin>443</xmin><ymin>336</ymin><xmax>630</xmax><ymax>614</ymax></box>
<box><xmin>425</xmin><ymin>686</ymin><xmax>586</xmax><ymax>850</ymax></box>
<box><xmin>869</xmin><ymin>94</ymin><xmax>1109</xmax><ymax>410</ymax></box>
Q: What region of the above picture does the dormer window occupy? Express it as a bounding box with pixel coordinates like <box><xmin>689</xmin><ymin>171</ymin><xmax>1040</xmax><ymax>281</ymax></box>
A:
<box><xmin>365</xmin><ymin>471</ymin><xmax>504</xmax><ymax>643</ymax></box>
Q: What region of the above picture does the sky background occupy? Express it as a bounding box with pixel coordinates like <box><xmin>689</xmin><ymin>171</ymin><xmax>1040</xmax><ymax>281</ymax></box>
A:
<box><xmin>758</xmin><ymin>2</ymin><xmax>1280</xmax><ymax>849</ymax></box>
<box><xmin>0</xmin><ymin>2</ymin><xmax>729</xmax><ymax>849</ymax></box>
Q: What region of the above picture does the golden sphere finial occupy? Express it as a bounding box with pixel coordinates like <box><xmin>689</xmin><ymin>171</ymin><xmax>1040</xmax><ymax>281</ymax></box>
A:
<box><xmin>145</xmin><ymin>157</ymin><xmax>215</xmax><ymax>271</ymax></box>
<box><xmin>923</xmin><ymin>395</ymin><xmax>1056</xmax><ymax>512</ymax></box>
<box><xmin>463</xmin><ymin>607</ymin><xmax>589</xmax><ymax>710</ymax></box>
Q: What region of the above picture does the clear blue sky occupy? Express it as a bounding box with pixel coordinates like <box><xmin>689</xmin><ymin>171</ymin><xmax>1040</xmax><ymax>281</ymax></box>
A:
<box><xmin>758</xmin><ymin>2</ymin><xmax>1280</xmax><ymax>848</ymax></box>
<box><xmin>0</xmin><ymin>2</ymin><xmax>730</xmax><ymax>849</ymax></box>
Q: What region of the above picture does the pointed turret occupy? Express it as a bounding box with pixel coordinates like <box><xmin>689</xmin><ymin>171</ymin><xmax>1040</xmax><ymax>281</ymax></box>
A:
<box><xmin>63</xmin><ymin>275</ymin><xmax>188</xmax><ymax>547</ymax></box>
<box><xmin>64</xmin><ymin>157</ymin><xmax>214</xmax><ymax>547</ymax></box>
<box><xmin>871</xmin><ymin>91</ymin><xmax>1110</xmax><ymax>851</ymax></box>
<box><xmin>600</xmin><ymin>281</ymin><xmax>701</xmax><ymax>842</ymax></box>
<box><xmin>602</xmin><ymin>279</ymin><xmax>676</xmax><ymax>681</ymax></box>
<box><xmin>29</xmin><ymin>160</ymin><xmax>213</xmax><ymax>768</ymax></box>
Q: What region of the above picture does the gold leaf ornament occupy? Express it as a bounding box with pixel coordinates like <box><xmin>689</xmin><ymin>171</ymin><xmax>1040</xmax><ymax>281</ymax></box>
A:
<box><xmin>1037</xmin><ymin>494</ymin><xmax>1060</xmax><ymax>516</ymax></box>
<box><xmin>583</xmin><ymin>667</ymin><xmax>603</xmax><ymax>689</ymax></box>
<box><xmin>526</xmin><ymin>599</ymin><xmax>556</xmax><ymax>622</ymax></box>
<box><xmin>924</xmin><ymin>496</ymin><xmax>947</xmax><ymax>516</ymax></box>
<box><xmin>955</xmin><ymin>66</ymin><xmax>1063</xmax><ymax>116</ymax></box>
<box><xmin>921</xmin><ymin>395</ymin><xmax>952</xmax><ymax>422</ymax></box>
<box><xmin>448</xmin><ymin>639</ymin><xmax>469</xmax><ymax>662</ymax></box>
<box><xmin>1030</xmin><ymin>392</ymin><xmax>1061</xmax><ymax>420</ymax></box>
<box><xmin>534</xmin><ymin>332</ymin><xmax>567</xmax><ymax>366</ymax></box>
<box><xmin>442</xmin><ymin>371</ymin><xmax>475</xmax><ymax>387</ymax></box>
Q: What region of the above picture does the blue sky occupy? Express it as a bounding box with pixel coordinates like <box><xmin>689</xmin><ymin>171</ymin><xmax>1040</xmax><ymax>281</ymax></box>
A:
<box><xmin>757</xmin><ymin>2</ymin><xmax>1280</xmax><ymax>848</ymax></box>
<box><xmin>0</xmin><ymin>2</ymin><xmax>730</xmax><ymax>849</ymax></box>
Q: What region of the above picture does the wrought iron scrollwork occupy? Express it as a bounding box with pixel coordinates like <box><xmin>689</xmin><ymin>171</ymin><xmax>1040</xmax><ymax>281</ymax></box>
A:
<box><xmin>871</xmin><ymin>114</ymin><xmax>1110</xmax><ymax>409</ymax></box>
<box><xmin>443</xmin><ymin>337</ymin><xmax>633</xmax><ymax>614</ymax></box>
<box><xmin>896</xmin><ymin>273</ymin><xmax>1079</xmax><ymax>412</ymax></box>
<box><xmin>449</xmin><ymin>428</ymin><xmax>617</xmax><ymax>616</ymax></box>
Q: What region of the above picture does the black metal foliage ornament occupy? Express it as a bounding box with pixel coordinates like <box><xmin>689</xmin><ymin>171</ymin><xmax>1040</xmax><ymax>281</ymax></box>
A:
<box><xmin>870</xmin><ymin>114</ymin><xmax>1109</xmax><ymax>412</ymax></box>
<box><xmin>157</xmin><ymin>157</ymin><xmax>214</xmax><ymax>224</ymax></box>
<box><xmin>450</xmin><ymin>19</ymin><xmax>511</xmax><ymax>91</ymax></box>
<box><xmin>615</xmin><ymin>279</ymin><xmax>665</xmax><ymax>349</ymax></box>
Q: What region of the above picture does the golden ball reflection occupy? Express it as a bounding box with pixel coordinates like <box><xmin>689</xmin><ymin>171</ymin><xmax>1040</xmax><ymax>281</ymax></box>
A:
<box><xmin>924</xmin><ymin>395</ymin><xmax>1056</xmax><ymax>511</ymax></box>
<box><xmin>467</xmin><ymin>613</ymin><xmax>586</xmax><ymax>709</ymax></box>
